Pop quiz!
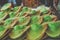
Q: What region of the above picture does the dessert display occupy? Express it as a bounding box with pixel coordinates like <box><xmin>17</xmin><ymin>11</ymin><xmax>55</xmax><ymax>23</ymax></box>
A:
<box><xmin>0</xmin><ymin>3</ymin><xmax>60</xmax><ymax>40</ymax></box>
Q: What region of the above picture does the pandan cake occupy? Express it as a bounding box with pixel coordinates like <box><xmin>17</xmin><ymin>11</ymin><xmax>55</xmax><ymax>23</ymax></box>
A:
<box><xmin>1</xmin><ymin>3</ymin><xmax>12</xmax><ymax>11</ymax></box>
<box><xmin>9</xmin><ymin>16</ymin><xmax>30</xmax><ymax>39</ymax></box>
<box><xmin>43</xmin><ymin>15</ymin><xmax>57</xmax><ymax>22</ymax></box>
<box><xmin>0</xmin><ymin>11</ymin><xmax>8</xmax><ymax>21</ymax></box>
<box><xmin>31</xmin><ymin>15</ymin><xmax>43</xmax><ymax>24</ymax></box>
<box><xmin>37</xmin><ymin>5</ymin><xmax>51</xmax><ymax>15</ymax></box>
<box><xmin>0</xmin><ymin>17</ymin><xmax>18</xmax><ymax>39</ymax></box>
<box><xmin>18</xmin><ymin>7</ymin><xmax>31</xmax><ymax>17</ymax></box>
<box><xmin>46</xmin><ymin>21</ymin><xmax>60</xmax><ymax>37</ymax></box>
<box><xmin>27</xmin><ymin>23</ymin><xmax>47</xmax><ymax>40</ymax></box>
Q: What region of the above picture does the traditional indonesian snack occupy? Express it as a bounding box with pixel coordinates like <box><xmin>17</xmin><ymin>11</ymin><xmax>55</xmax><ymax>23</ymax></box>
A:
<box><xmin>12</xmin><ymin>6</ymin><xmax>22</xmax><ymax>13</ymax></box>
<box><xmin>0</xmin><ymin>3</ymin><xmax>12</xmax><ymax>21</ymax></box>
<box><xmin>0</xmin><ymin>3</ymin><xmax>60</xmax><ymax>40</ymax></box>
<box><xmin>1</xmin><ymin>3</ymin><xmax>12</xmax><ymax>11</ymax></box>
<box><xmin>18</xmin><ymin>7</ymin><xmax>37</xmax><ymax>17</ymax></box>
<box><xmin>37</xmin><ymin>5</ymin><xmax>51</xmax><ymax>15</ymax></box>
<box><xmin>9</xmin><ymin>6</ymin><xmax>22</xmax><ymax>18</ymax></box>
<box><xmin>18</xmin><ymin>7</ymin><xmax>31</xmax><ymax>17</ymax></box>
<box><xmin>4</xmin><ymin>18</ymin><xmax>18</xmax><ymax>26</ymax></box>
<box><xmin>9</xmin><ymin>16</ymin><xmax>30</xmax><ymax>39</ymax></box>
<box><xmin>0</xmin><ymin>12</ymin><xmax>5</xmax><ymax>19</ymax></box>
<box><xmin>0</xmin><ymin>11</ymin><xmax>9</xmax><ymax>21</ymax></box>
<box><xmin>0</xmin><ymin>17</ymin><xmax>18</xmax><ymax>39</ymax></box>
<box><xmin>9</xmin><ymin>12</ymin><xmax>16</xmax><ymax>18</ymax></box>
<box><xmin>12</xmin><ymin>6</ymin><xmax>20</xmax><ymax>12</ymax></box>
<box><xmin>0</xmin><ymin>24</ymin><xmax>5</xmax><ymax>39</ymax></box>
<box><xmin>30</xmin><ymin>10</ymin><xmax>37</xmax><ymax>15</ymax></box>
<box><xmin>46</xmin><ymin>21</ymin><xmax>60</xmax><ymax>37</ymax></box>
<box><xmin>42</xmin><ymin>15</ymin><xmax>57</xmax><ymax>22</ymax></box>
<box><xmin>9</xmin><ymin>25</ymin><xmax>30</xmax><ymax>39</ymax></box>
<box><xmin>31</xmin><ymin>15</ymin><xmax>43</xmax><ymax>24</ymax></box>
<box><xmin>26</xmin><ymin>23</ymin><xmax>47</xmax><ymax>40</ymax></box>
<box><xmin>18</xmin><ymin>16</ymin><xmax>30</xmax><ymax>26</ymax></box>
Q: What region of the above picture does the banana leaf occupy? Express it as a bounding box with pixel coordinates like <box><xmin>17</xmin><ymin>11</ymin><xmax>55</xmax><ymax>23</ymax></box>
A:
<box><xmin>18</xmin><ymin>7</ymin><xmax>31</xmax><ymax>17</ymax></box>
<box><xmin>9</xmin><ymin>16</ymin><xmax>30</xmax><ymax>39</ymax></box>
<box><xmin>4</xmin><ymin>17</ymin><xmax>18</xmax><ymax>26</ymax></box>
<box><xmin>13</xmin><ymin>6</ymin><xmax>22</xmax><ymax>13</ymax></box>
<box><xmin>0</xmin><ymin>11</ymin><xmax>9</xmax><ymax>21</ymax></box>
<box><xmin>46</xmin><ymin>21</ymin><xmax>60</xmax><ymax>37</ymax></box>
<box><xmin>9</xmin><ymin>12</ymin><xmax>18</xmax><ymax>18</ymax></box>
<box><xmin>0</xmin><ymin>25</ymin><xmax>5</xmax><ymax>38</ymax></box>
<box><xmin>18</xmin><ymin>16</ymin><xmax>30</xmax><ymax>26</ymax></box>
<box><xmin>30</xmin><ymin>10</ymin><xmax>36</xmax><ymax>15</ymax></box>
<box><xmin>9</xmin><ymin>6</ymin><xmax>22</xmax><ymax>18</ymax></box>
<box><xmin>43</xmin><ymin>15</ymin><xmax>57</xmax><ymax>22</ymax></box>
<box><xmin>0</xmin><ymin>12</ymin><xmax>5</xmax><ymax>19</ymax></box>
<box><xmin>9</xmin><ymin>25</ymin><xmax>30</xmax><ymax>39</ymax></box>
<box><xmin>0</xmin><ymin>17</ymin><xmax>18</xmax><ymax>39</ymax></box>
<box><xmin>37</xmin><ymin>5</ymin><xmax>50</xmax><ymax>15</ymax></box>
<box><xmin>13</xmin><ymin>6</ymin><xmax>19</xmax><ymax>12</ymax></box>
<box><xmin>1</xmin><ymin>3</ymin><xmax>12</xmax><ymax>11</ymax></box>
<box><xmin>26</xmin><ymin>23</ymin><xmax>47</xmax><ymax>40</ymax></box>
<box><xmin>31</xmin><ymin>15</ymin><xmax>43</xmax><ymax>24</ymax></box>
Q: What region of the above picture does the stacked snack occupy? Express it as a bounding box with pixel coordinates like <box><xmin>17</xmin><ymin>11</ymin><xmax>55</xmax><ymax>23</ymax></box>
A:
<box><xmin>0</xmin><ymin>3</ymin><xmax>12</xmax><ymax>21</ymax></box>
<box><xmin>0</xmin><ymin>3</ymin><xmax>60</xmax><ymax>40</ymax></box>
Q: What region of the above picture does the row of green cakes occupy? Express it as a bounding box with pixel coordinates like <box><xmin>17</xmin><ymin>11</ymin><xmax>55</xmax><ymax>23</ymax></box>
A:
<box><xmin>0</xmin><ymin>3</ymin><xmax>60</xmax><ymax>40</ymax></box>
<box><xmin>0</xmin><ymin>16</ymin><xmax>30</xmax><ymax>40</ymax></box>
<box><xmin>0</xmin><ymin>16</ymin><xmax>59</xmax><ymax>40</ymax></box>
<box><xmin>42</xmin><ymin>21</ymin><xmax>60</xmax><ymax>38</ymax></box>
<box><xmin>0</xmin><ymin>17</ymin><xmax>18</xmax><ymax>39</ymax></box>
<box><xmin>0</xmin><ymin>3</ymin><xmax>52</xmax><ymax>21</ymax></box>
<box><xmin>0</xmin><ymin>3</ymin><xmax>12</xmax><ymax>21</ymax></box>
